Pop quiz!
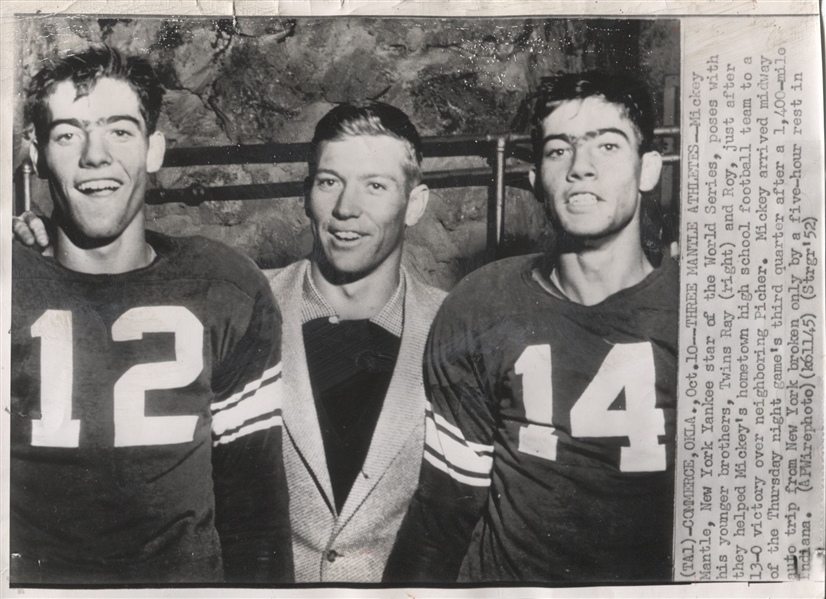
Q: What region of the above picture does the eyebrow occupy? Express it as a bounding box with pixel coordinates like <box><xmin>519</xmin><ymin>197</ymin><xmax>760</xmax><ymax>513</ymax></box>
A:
<box><xmin>313</xmin><ymin>168</ymin><xmax>341</xmax><ymax>179</ymax></box>
<box><xmin>542</xmin><ymin>127</ymin><xmax>630</xmax><ymax>146</ymax></box>
<box><xmin>314</xmin><ymin>168</ymin><xmax>400</xmax><ymax>182</ymax></box>
<box><xmin>48</xmin><ymin>115</ymin><xmax>144</xmax><ymax>134</ymax></box>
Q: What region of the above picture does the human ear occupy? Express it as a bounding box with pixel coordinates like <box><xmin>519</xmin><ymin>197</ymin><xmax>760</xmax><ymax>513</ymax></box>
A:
<box><xmin>303</xmin><ymin>178</ymin><xmax>314</xmax><ymax>218</ymax></box>
<box><xmin>404</xmin><ymin>184</ymin><xmax>430</xmax><ymax>227</ymax></box>
<box><xmin>638</xmin><ymin>151</ymin><xmax>663</xmax><ymax>192</ymax></box>
<box><xmin>146</xmin><ymin>131</ymin><xmax>166</xmax><ymax>173</ymax></box>
<box><xmin>528</xmin><ymin>167</ymin><xmax>545</xmax><ymax>203</ymax></box>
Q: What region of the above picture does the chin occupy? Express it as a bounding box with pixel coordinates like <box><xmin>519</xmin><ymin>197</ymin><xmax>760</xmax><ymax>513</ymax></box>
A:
<box><xmin>571</xmin><ymin>227</ymin><xmax>609</xmax><ymax>238</ymax></box>
<box><xmin>557</xmin><ymin>220</ymin><xmax>607</xmax><ymax>239</ymax></box>
<box><xmin>78</xmin><ymin>219</ymin><xmax>126</xmax><ymax>239</ymax></box>
<box><xmin>61</xmin><ymin>217</ymin><xmax>127</xmax><ymax>247</ymax></box>
<box><xmin>320</xmin><ymin>262</ymin><xmax>374</xmax><ymax>284</ymax></box>
<box><xmin>323</xmin><ymin>253</ymin><xmax>362</xmax><ymax>273</ymax></box>
<box><xmin>315</xmin><ymin>251</ymin><xmax>367</xmax><ymax>279</ymax></box>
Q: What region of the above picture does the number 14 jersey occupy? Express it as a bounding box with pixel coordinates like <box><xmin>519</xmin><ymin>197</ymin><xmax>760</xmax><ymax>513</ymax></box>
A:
<box><xmin>386</xmin><ymin>254</ymin><xmax>679</xmax><ymax>583</ymax></box>
<box><xmin>10</xmin><ymin>233</ymin><xmax>292</xmax><ymax>584</ymax></box>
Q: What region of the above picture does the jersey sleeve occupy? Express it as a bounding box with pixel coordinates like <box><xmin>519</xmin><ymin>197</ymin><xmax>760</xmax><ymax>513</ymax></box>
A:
<box><xmin>383</xmin><ymin>297</ymin><xmax>495</xmax><ymax>583</ymax></box>
<box><xmin>209</xmin><ymin>273</ymin><xmax>294</xmax><ymax>584</ymax></box>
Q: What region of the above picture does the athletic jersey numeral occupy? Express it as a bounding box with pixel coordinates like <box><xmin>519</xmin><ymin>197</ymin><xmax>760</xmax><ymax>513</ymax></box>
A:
<box><xmin>112</xmin><ymin>307</ymin><xmax>203</xmax><ymax>447</ymax></box>
<box><xmin>31</xmin><ymin>310</ymin><xmax>80</xmax><ymax>447</ymax></box>
<box><xmin>516</xmin><ymin>342</ymin><xmax>666</xmax><ymax>472</ymax></box>
<box><xmin>515</xmin><ymin>344</ymin><xmax>558</xmax><ymax>461</ymax></box>
<box><xmin>30</xmin><ymin>307</ymin><xmax>205</xmax><ymax>448</ymax></box>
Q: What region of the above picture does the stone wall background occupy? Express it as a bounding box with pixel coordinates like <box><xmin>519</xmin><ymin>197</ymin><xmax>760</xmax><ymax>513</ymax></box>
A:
<box><xmin>14</xmin><ymin>16</ymin><xmax>679</xmax><ymax>290</ymax></box>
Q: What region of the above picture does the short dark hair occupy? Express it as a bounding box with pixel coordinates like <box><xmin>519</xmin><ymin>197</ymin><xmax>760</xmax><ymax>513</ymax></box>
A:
<box><xmin>308</xmin><ymin>102</ymin><xmax>423</xmax><ymax>189</ymax></box>
<box><xmin>532</xmin><ymin>72</ymin><xmax>656</xmax><ymax>156</ymax></box>
<box><xmin>26</xmin><ymin>45</ymin><xmax>165</xmax><ymax>144</ymax></box>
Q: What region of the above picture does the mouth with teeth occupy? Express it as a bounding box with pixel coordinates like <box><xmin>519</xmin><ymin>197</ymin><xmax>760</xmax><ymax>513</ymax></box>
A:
<box><xmin>330</xmin><ymin>229</ymin><xmax>365</xmax><ymax>243</ymax></box>
<box><xmin>76</xmin><ymin>179</ymin><xmax>122</xmax><ymax>197</ymax></box>
<box><xmin>567</xmin><ymin>192</ymin><xmax>599</xmax><ymax>206</ymax></box>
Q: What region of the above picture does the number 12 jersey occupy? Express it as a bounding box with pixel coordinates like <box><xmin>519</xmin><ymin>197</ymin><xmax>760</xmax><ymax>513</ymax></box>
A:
<box><xmin>386</xmin><ymin>254</ymin><xmax>679</xmax><ymax>583</ymax></box>
<box><xmin>10</xmin><ymin>233</ymin><xmax>292</xmax><ymax>584</ymax></box>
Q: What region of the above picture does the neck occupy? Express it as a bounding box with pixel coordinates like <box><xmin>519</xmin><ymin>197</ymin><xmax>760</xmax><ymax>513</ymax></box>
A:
<box><xmin>310</xmin><ymin>253</ymin><xmax>402</xmax><ymax>320</ymax></box>
<box><xmin>54</xmin><ymin>216</ymin><xmax>155</xmax><ymax>275</ymax></box>
<box><xmin>554</xmin><ymin>223</ymin><xmax>652</xmax><ymax>306</ymax></box>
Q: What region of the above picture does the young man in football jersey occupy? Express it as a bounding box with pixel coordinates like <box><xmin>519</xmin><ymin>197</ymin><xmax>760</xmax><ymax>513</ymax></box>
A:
<box><xmin>10</xmin><ymin>45</ymin><xmax>293</xmax><ymax>584</ymax></box>
<box><xmin>264</xmin><ymin>103</ymin><xmax>446</xmax><ymax>582</ymax></box>
<box><xmin>383</xmin><ymin>72</ymin><xmax>679</xmax><ymax>583</ymax></box>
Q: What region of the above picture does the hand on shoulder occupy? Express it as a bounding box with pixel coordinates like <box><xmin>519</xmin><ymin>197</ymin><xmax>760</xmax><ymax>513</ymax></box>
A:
<box><xmin>12</xmin><ymin>211</ymin><xmax>50</xmax><ymax>249</ymax></box>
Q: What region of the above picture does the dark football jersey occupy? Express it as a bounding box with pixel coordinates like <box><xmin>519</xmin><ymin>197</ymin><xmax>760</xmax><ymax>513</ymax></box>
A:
<box><xmin>10</xmin><ymin>233</ymin><xmax>292</xmax><ymax>584</ymax></box>
<box><xmin>385</xmin><ymin>254</ymin><xmax>679</xmax><ymax>584</ymax></box>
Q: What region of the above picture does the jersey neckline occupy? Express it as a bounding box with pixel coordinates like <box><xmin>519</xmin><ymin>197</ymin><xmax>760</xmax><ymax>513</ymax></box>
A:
<box><xmin>15</xmin><ymin>230</ymin><xmax>171</xmax><ymax>282</ymax></box>
<box><xmin>522</xmin><ymin>252</ymin><xmax>678</xmax><ymax>311</ymax></box>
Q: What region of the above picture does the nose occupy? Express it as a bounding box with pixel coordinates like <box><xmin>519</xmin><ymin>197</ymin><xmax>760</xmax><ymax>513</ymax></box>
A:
<box><xmin>331</xmin><ymin>183</ymin><xmax>361</xmax><ymax>219</ymax></box>
<box><xmin>567</xmin><ymin>146</ymin><xmax>596</xmax><ymax>181</ymax></box>
<box><xmin>79</xmin><ymin>131</ymin><xmax>112</xmax><ymax>168</ymax></box>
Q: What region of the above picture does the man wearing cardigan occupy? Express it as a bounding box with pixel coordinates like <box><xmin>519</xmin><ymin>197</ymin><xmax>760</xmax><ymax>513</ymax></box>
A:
<box><xmin>264</xmin><ymin>103</ymin><xmax>446</xmax><ymax>582</ymax></box>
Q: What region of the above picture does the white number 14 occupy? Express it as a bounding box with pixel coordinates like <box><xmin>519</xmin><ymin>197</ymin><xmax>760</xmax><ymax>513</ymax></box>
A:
<box><xmin>515</xmin><ymin>342</ymin><xmax>666</xmax><ymax>472</ymax></box>
<box><xmin>30</xmin><ymin>307</ymin><xmax>204</xmax><ymax>448</ymax></box>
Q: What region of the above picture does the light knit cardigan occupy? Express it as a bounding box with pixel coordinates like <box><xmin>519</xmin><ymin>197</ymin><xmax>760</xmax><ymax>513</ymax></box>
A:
<box><xmin>264</xmin><ymin>260</ymin><xmax>446</xmax><ymax>582</ymax></box>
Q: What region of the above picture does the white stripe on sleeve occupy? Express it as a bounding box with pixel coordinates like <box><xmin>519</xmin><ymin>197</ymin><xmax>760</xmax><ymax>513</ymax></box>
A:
<box><xmin>424</xmin><ymin>401</ymin><xmax>493</xmax><ymax>487</ymax></box>
<box><xmin>212</xmin><ymin>372</ymin><xmax>282</xmax><ymax>445</ymax></box>
<box><xmin>213</xmin><ymin>414</ymin><xmax>283</xmax><ymax>446</ymax></box>
<box><xmin>212</xmin><ymin>364</ymin><xmax>282</xmax><ymax>412</ymax></box>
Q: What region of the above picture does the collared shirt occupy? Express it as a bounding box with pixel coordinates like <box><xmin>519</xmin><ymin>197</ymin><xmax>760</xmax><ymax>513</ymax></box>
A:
<box><xmin>300</xmin><ymin>262</ymin><xmax>405</xmax><ymax>338</ymax></box>
<box><xmin>299</xmin><ymin>261</ymin><xmax>406</xmax><ymax>512</ymax></box>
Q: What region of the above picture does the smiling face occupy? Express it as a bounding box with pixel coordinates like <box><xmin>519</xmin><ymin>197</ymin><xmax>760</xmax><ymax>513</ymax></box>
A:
<box><xmin>30</xmin><ymin>77</ymin><xmax>165</xmax><ymax>244</ymax></box>
<box><xmin>307</xmin><ymin>134</ymin><xmax>428</xmax><ymax>280</ymax></box>
<box><xmin>531</xmin><ymin>96</ymin><xmax>661</xmax><ymax>243</ymax></box>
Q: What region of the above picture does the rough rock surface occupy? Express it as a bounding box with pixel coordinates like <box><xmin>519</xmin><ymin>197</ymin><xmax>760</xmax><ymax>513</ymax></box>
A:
<box><xmin>14</xmin><ymin>16</ymin><xmax>679</xmax><ymax>289</ymax></box>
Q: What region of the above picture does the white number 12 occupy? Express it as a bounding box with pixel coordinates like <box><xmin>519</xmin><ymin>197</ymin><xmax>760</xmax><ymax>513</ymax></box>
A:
<box><xmin>30</xmin><ymin>307</ymin><xmax>204</xmax><ymax>448</ymax></box>
<box><xmin>515</xmin><ymin>342</ymin><xmax>666</xmax><ymax>472</ymax></box>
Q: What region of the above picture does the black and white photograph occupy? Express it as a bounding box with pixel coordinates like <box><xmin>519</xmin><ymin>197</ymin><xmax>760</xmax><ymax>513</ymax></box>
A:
<box><xmin>1</xmin><ymin>2</ymin><xmax>822</xmax><ymax>597</ymax></box>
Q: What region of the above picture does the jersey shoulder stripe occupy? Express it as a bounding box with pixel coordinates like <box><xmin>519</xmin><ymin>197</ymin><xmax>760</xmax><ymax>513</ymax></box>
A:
<box><xmin>428</xmin><ymin>404</ymin><xmax>493</xmax><ymax>455</ymax></box>
<box><xmin>214</xmin><ymin>414</ymin><xmax>283</xmax><ymax>446</ymax></box>
<box><xmin>212</xmin><ymin>364</ymin><xmax>282</xmax><ymax>411</ymax></box>
<box><xmin>212</xmin><ymin>365</ymin><xmax>283</xmax><ymax>446</ymax></box>
<box><xmin>424</xmin><ymin>402</ymin><xmax>493</xmax><ymax>487</ymax></box>
<box><xmin>423</xmin><ymin>448</ymin><xmax>491</xmax><ymax>488</ymax></box>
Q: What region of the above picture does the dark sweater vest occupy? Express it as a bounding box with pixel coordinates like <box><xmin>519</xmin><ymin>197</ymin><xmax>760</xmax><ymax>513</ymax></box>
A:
<box><xmin>303</xmin><ymin>318</ymin><xmax>401</xmax><ymax>512</ymax></box>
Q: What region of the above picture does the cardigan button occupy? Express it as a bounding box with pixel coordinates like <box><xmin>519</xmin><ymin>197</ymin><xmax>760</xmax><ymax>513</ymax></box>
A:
<box><xmin>326</xmin><ymin>549</ymin><xmax>339</xmax><ymax>563</ymax></box>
